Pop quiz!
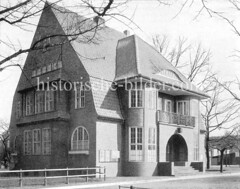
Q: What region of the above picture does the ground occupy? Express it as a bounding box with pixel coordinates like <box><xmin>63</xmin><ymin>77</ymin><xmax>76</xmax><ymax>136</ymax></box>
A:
<box><xmin>116</xmin><ymin>176</ymin><xmax>240</xmax><ymax>189</ymax></box>
<box><xmin>1</xmin><ymin>166</ymin><xmax>240</xmax><ymax>188</ymax></box>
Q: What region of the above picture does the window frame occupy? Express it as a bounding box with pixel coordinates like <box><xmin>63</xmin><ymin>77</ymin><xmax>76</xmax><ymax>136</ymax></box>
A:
<box><xmin>26</xmin><ymin>93</ymin><xmax>34</xmax><ymax>116</ymax></box>
<box><xmin>129</xmin><ymin>127</ymin><xmax>143</xmax><ymax>161</ymax></box>
<box><xmin>35</xmin><ymin>91</ymin><xmax>45</xmax><ymax>114</ymax></box>
<box><xmin>16</xmin><ymin>100</ymin><xmax>21</xmax><ymax>118</ymax></box>
<box><xmin>75</xmin><ymin>86</ymin><xmax>85</xmax><ymax>109</ymax></box>
<box><xmin>164</xmin><ymin>99</ymin><xmax>172</xmax><ymax>112</ymax></box>
<box><xmin>176</xmin><ymin>100</ymin><xmax>189</xmax><ymax>115</ymax></box>
<box><xmin>70</xmin><ymin>126</ymin><xmax>89</xmax><ymax>154</ymax></box>
<box><xmin>42</xmin><ymin>128</ymin><xmax>51</xmax><ymax>155</ymax></box>
<box><xmin>45</xmin><ymin>89</ymin><xmax>55</xmax><ymax>112</ymax></box>
<box><xmin>32</xmin><ymin>129</ymin><xmax>41</xmax><ymax>155</ymax></box>
<box><xmin>148</xmin><ymin>89</ymin><xmax>156</xmax><ymax>110</ymax></box>
<box><xmin>129</xmin><ymin>90</ymin><xmax>143</xmax><ymax>108</ymax></box>
<box><xmin>148</xmin><ymin>127</ymin><xmax>156</xmax><ymax>162</ymax></box>
<box><xmin>23</xmin><ymin>130</ymin><xmax>32</xmax><ymax>155</ymax></box>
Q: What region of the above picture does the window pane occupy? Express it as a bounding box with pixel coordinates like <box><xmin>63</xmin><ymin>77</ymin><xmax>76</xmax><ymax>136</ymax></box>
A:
<box><xmin>71</xmin><ymin>127</ymin><xmax>89</xmax><ymax>151</ymax></box>
<box><xmin>137</xmin><ymin>128</ymin><xmax>142</xmax><ymax>143</ymax></box>
<box><xmin>131</xmin><ymin>91</ymin><xmax>136</xmax><ymax>107</ymax></box>
<box><xmin>137</xmin><ymin>90</ymin><xmax>143</xmax><ymax>107</ymax></box>
<box><xmin>131</xmin><ymin>128</ymin><xmax>135</xmax><ymax>143</ymax></box>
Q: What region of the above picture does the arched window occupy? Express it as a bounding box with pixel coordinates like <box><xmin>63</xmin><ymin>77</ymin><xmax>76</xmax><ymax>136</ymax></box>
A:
<box><xmin>71</xmin><ymin>126</ymin><xmax>89</xmax><ymax>151</ymax></box>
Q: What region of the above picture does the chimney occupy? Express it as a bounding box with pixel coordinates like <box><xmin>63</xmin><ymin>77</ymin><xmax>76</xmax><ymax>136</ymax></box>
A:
<box><xmin>123</xmin><ymin>30</ymin><xmax>130</xmax><ymax>36</ymax></box>
<box><xmin>93</xmin><ymin>16</ymin><xmax>105</xmax><ymax>27</ymax></box>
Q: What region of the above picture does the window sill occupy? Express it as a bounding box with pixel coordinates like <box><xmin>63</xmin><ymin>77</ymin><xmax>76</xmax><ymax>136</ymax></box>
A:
<box><xmin>68</xmin><ymin>150</ymin><xmax>89</xmax><ymax>155</ymax></box>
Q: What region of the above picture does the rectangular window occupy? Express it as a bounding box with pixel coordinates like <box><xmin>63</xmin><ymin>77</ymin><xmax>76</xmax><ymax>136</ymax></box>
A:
<box><xmin>194</xmin><ymin>135</ymin><xmax>199</xmax><ymax>161</ymax></box>
<box><xmin>42</xmin><ymin>128</ymin><xmax>51</xmax><ymax>155</ymax></box>
<box><xmin>129</xmin><ymin>90</ymin><xmax>143</xmax><ymax>108</ymax></box>
<box><xmin>23</xmin><ymin>130</ymin><xmax>32</xmax><ymax>155</ymax></box>
<box><xmin>26</xmin><ymin>93</ymin><xmax>34</xmax><ymax>116</ymax></box>
<box><xmin>35</xmin><ymin>91</ymin><xmax>44</xmax><ymax>114</ymax></box>
<box><xmin>45</xmin><ymin>90</ymin><xmax>54</xmax><ymax>112</ymax></box>
<box><xmin>42</xmin><ymin>66</ymin><xmax>47</xmax><ymax>74</ymax></box>
<box><xmin>129</xmin><ymin>127</ymin><xmax>143</xmax><ymax>161</ymax></box>
<box><xmin>33</xmin><ymin>129</ymin><xmax>41</xmax><ymax>155</ymax></box>
<box><xmin>75</xmin><ymin>86</ymin><xmax>85</xmax><ymax>109</ymax></box>
<box><xmin>165</xmin><ymin>100</ymin><xmax>172</xmax><ymax>112</ymax></box>
<box><xmin>32</xmin><ymin>70</ymin><xmax>36</xmax><ymax>77</ymax></box>
<box><xmin>147</xmin><ymin>89</ymin><xmax>156</xmax><ymax>109</ymax></box>
<box><xmin>16</xmin><ymin>100</ymin><xmax>21</xmax><ymax>118</ymax></box>
<box><xmin>47</xmin><ymin>64</ymin><xmax>52</xmax><ymax>72</ymax></box>
<box><xmin>148</xmin><ymin>128</ymin><xmax>156</xmax><ymax>162</ymax></box>
<box><xmin>157</xmin><ymin>96</ymin><xmax>162</xmax><ymax>110</ymax></box>
<box><xmin>177</xmin><ymin>101</ymin><xmax>189</xmax><ymax>115</ymax></box>
<box><xmin>37</xmin><ymin>68</ymin><xmax>41</xmax><ymax>76</ymax></box>
<box><xmin>52</xmin><ymin>62</ymin><xmax>57</xmax><ymax>70</ymax></box>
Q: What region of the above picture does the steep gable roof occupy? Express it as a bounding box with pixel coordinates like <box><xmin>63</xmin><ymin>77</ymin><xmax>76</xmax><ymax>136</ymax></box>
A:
<box><xmin>50</xmin><ymin>3</ymin><xmax>125</xmax><ymax>82</ymax></box>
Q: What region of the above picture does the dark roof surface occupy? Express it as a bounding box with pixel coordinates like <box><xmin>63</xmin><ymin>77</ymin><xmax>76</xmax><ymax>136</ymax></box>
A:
<box><xmin>115</xmin><ymin>35</ymin><xmax>207</xmax><ymax>97</ymax></box>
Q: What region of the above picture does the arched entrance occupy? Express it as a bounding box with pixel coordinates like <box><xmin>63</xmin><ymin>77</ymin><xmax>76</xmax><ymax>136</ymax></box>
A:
<box><xmin>166</xmin><ymin>134</ymin><xmax>188</xmax><ymax>162</ymax></box>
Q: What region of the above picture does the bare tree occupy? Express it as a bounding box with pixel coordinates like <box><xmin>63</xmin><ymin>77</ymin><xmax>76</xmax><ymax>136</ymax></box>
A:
<box><xmin>0</xmin><ymin>120</ymin><xmax>10</xmax><ymax>168</ymax></box>
<box><xmin>209</xmin><ymin>131</ymin><xmax>237</xmax><ymax>172</ymax></box>
<box><xmin>201</xmin><ymin>76</ymin><xmax>240</xmax><ymax>169</ymax></box>
<box><xmin>0</xmin><ymin>0</ymin><xmax>130</xmax><ymax>72</ymax></box>
<box><xmin>152</xmin><ymin>35</ymin><xmax>211</xmax><ymax>84</ymax></box>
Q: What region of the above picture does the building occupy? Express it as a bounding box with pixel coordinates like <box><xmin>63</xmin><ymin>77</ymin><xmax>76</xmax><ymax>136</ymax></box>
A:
<box><xmin>210</xmin><ymin>136</ymin><xmax>240</xmax><ymax>166</ymax></box>
<box><xmin>9</xmin><ymin>2</ymin><xmax>207</xmax><ymax>176</ymax></box>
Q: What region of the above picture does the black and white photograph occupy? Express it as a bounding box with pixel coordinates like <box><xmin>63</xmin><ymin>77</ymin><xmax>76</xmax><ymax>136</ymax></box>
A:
<box><xmin>0</xmin><ymin>0</ymin><xmax>240</xmax><ymax>188</ymax></box>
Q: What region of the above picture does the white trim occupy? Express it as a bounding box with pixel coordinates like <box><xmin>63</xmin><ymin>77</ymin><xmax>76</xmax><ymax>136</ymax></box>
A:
<box><xmin>129</xmin><ymin>90</ymin><xmax>143</xmax><ymax>108</ymax></box>
<box><xmin>71</xmin><ymin>126</ymin><xmax>89</xmax><ymax>151</ymax></box>
<box><xmin>129</xmin><ymin>126</ymin><xmax>143</xmax><ymax>162</ymax></box>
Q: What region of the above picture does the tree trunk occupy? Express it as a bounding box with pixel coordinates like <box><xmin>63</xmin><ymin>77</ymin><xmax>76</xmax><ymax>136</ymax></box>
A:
<box><xmin>205</xmin><ymin>131</ymin><xmax>210</xmax><ymax>169</ymax></box>
<box><xmin>220</xmin><ymin>149</ymin><xmax>225</xmax><ymax>173</ymax></box>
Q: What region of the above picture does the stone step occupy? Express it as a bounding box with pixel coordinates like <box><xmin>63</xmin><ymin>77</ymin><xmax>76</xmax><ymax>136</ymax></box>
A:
<box><xmin>173</xmin><ymin>166</ymin><xmax>200</xmax><ymax>176</ymax></box>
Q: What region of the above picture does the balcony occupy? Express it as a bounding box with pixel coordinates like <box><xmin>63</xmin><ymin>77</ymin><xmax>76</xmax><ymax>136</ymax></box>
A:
<box><xmin>157</xmin><ymin>110</ymin><xmax>195</xmax><ymax>127</ymax></box>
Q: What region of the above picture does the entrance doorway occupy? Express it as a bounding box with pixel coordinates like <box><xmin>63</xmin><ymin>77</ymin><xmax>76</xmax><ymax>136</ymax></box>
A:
<box><xmin>166</xmin><ymin>134</ymin><xmax>188</xmax><ymax>162</ymax></box>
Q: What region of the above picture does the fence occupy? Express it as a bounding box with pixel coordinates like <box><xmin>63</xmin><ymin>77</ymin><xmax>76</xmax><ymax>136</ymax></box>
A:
<box><xmin>0</xmin><ymin>166</ymin><xmax>106</xmax><ymax>187</ymax></box>
<box><xmin>119</xmin><ymin>186</ymin><xmax>150</xmax><ymax>189</ymax></box>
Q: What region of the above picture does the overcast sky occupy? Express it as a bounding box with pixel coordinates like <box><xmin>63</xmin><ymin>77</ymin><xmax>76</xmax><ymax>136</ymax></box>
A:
<box><xmin>0</xmin><ymin>0</ymin><xmax>240</xmax><ymax>128</ymax></box>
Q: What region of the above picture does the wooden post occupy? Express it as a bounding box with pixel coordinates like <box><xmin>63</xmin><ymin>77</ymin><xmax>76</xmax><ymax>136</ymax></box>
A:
<box><xmin>104</xmin><ymin>167</ymin><xmax>106</xmax><ymax>181</ymax></box>
<box><xmin>19</xmin><ymin>169</ymin><xmax>23</xmax><ymax>187</ymax></box>
<box><xmin>44</xmin><ymin>168</ymin><xmax>47</xmax><ymax>186</ymax></box>
<box><xmin>86</xmin><ymin>167</ymin><xmax>88</xmax><ymax>182</ymax></box>
<box><xmin>130</xmin><ymin>186</ymin><xmax>134</xmax><ymax>189</ymax></box>
<box><xmin>66</xmin><ymin>167</ymin><xmax>69</xmax><ymax>184</ymax></box>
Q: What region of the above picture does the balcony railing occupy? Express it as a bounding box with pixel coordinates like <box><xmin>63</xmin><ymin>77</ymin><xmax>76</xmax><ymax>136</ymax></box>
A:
<box><xmin>157</xmin><ymin>110</ymin><xmax>195</xmax><ymax>127</ymax></box>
